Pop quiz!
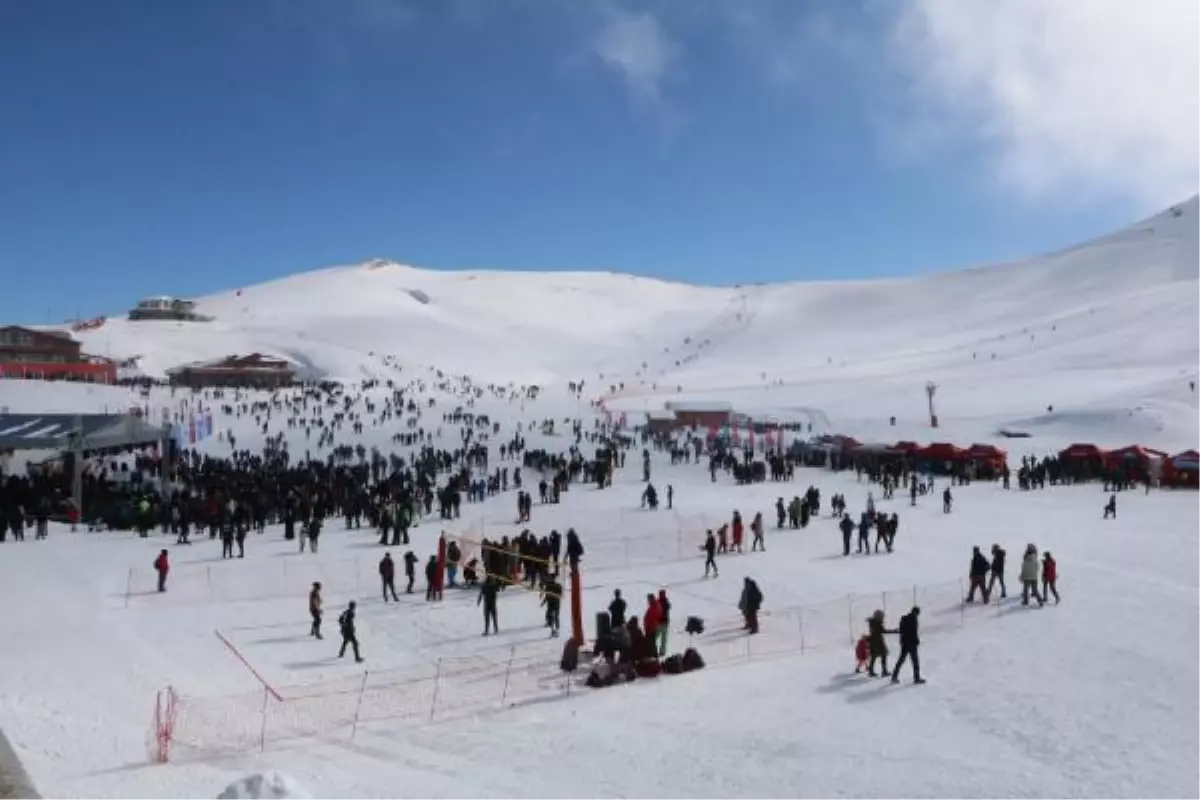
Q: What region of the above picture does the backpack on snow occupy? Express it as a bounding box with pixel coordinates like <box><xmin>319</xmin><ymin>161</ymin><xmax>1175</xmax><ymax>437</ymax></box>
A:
<box><xmin>662</xmin><ymin>654</ymin><xmax>684</xmax><ymax>675</ymax></box>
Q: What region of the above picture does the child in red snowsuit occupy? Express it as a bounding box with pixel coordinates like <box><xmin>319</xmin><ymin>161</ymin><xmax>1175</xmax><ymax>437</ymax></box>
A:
<box><xmin>854</xmin><ymin>635</ymin><xmax>870</xmax><ymax>673</ymax></box>
<box><xmin>731</xmin><ymin>514</ymin><xmax>744</xmax><ymax>553</ymax></box>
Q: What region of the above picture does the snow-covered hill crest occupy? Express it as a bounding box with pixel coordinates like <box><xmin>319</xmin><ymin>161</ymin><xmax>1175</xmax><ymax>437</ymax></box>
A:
<box><xmin>65</xmin><ymin>197</ymin><xmax>1199</xmax><ymax>448</ymax></box>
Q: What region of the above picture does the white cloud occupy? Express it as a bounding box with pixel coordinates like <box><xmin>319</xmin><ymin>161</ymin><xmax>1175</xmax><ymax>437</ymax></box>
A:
<box><xmin>591</xmin><ymin>8</ymin><xmax>677</xmax><ymax>108</ymax></box>
<box><xmin>885</xmin><ymin>0</ymin><xmax>1199</xmax><ymax>209</ymax></box>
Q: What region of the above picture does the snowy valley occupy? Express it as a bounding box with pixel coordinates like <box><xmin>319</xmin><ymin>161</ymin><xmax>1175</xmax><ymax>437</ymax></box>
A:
<box><xmin>0</xmin><ymin>198</ymin><xmax>1196</xmax><ymax>799</ymax></box>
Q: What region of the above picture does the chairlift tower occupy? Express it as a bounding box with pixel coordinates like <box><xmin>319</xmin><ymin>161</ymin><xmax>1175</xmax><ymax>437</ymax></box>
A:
<box><xmin>926</xmin><ymin>381</ymin><xmax>939</xmax><ymax>429</ymax></box>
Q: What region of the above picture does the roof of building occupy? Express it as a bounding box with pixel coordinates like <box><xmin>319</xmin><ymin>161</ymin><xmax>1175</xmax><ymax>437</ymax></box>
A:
<box><xmin>167</xmin><ymin>353</ymin><xmax>293</xmax><ymax>373</ymax></box>
<box><xmin>664</xmin><ymin>400</ymin><xmax>733</xmax><ymax>413</ymax></box>
<box><xmin>0</xmin><ymin>413</ymin><xmax>166</xmax><ymax>451</ymax></box>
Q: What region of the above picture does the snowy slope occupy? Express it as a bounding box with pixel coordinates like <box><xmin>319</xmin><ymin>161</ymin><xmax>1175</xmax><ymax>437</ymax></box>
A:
<box><xmin>0</xmin><ymin>199</ymin><xmax>1197</xmax><ymax>798</ymax></box>
<box><xmin>69</xmin><ymin>196</ymin><xmax>1199</xmax><ymax>452</ymax></box>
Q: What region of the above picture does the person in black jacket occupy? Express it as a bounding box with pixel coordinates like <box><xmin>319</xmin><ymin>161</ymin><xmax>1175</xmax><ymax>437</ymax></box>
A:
<box><xmin>565</xmin><ymin>528</ymin><xmax>584</xmax><ymax>573</ymax></box>
<box><xmin>404</xmin><ymin>550</ymin><xmax>418</xmax><ymax>593</ymax></box>
<box><xmin>891</xmin><ymin>606</ymin><xmax>924</xmax><ymax>684</ymax></box>
<box><xmin>380</xmin><ymin>553</ymin><xmax>399</xmax><ymax>603</ymax></box>
<box><xmin>967</xmin><ymin>546</ymin><xmax>991</xmax><ymax>603</ymax></box>
<box><xmin>479</xmin><ymin>576</ymin><xmax>500</xmax><ymax>635</ymax></box>
<box><xmin>608</xmin><ymin>589</ymin><xmax>627</xmax><ymax>627</ymax></box>
<box><xmin>702</xmin><ymin>530</ymin><xmax>718</xmax><ymax>578</ymax></box>
<box><xmin>425</xmin><ymin>554</ymin><xmax>441</xmax><ymax>601</ymax></box>
<box><xmin>309</xmin><ymin>582</ymin><xmax>323</xmax><ymax>639</ymax></box>
<box><xmin>988</xmin><ymin>544</ymin><xmax>1007</xmax><ymax>600</ymax></box>
<box><xmin>338</xmin><ymin>601</ymin><xmax>363</xmax><ymax>662</ymax></box>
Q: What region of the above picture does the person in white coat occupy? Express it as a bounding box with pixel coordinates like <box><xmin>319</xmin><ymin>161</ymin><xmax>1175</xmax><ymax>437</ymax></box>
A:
<box><xmin>1020</xmin><ymin>544</ymin><xmax>1045</xmax><ymax>607</ymax></box>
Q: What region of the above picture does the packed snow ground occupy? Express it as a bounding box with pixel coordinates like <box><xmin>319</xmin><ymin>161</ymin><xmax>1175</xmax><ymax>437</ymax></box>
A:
<box><xmin>0</xmin><ymin>381</ymin><xmax>1197</xmax><ymax>798</ymax></box>
<box><xmin>0</xmin><ymin>198</ymin><xmax>1197</xmax><ymax>797</ymax></box>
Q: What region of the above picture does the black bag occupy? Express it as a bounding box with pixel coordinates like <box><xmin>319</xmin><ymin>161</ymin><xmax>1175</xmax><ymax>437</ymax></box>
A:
<box><xmin>662</xmin><ymin>654</ymin><xmax>684</xmax><ymax>675</ymax></box>
<box><xmin>681</xmin><ymin>647</ymin><xmax>705</xmax><ymax>672</ymax></box>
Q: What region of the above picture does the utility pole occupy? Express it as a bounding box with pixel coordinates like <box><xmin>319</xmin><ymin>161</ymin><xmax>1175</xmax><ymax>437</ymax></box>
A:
<box><xmin>926</xmin><ymin>381</ymin><xmax>939</xmax><ymax>428</ymax></box>
<box><xmin>71</xmin><ymin>414</ymin><xmax>84</xmax><ymax>531</ymax></box>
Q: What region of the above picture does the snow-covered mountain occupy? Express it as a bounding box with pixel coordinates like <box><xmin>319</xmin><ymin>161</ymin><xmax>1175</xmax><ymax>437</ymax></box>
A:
<box><xmin>68</xmin><ymin>196</ymin><xmax>1198</xmax><ymax>450</ymax></box>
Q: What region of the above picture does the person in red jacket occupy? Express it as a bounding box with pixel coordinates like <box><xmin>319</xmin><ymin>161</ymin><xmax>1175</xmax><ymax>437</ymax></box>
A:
<box><xmin>154</xmin><ymin>549</ymin><xmax>169</xmax><ymax>593</ymax></box>
<box><xmin>1042</xmin><ymin>552</ymin><xmax>1060</xmax><ymax>604</ymax></box>
<box><xmin>731</xmin><ymin>511</ymin><xmax>744</xmax><ymax>553</ymax></box>
<box><xmin>643</xmin><ymin>593</ymin><xmax>661</xmax><ymax>644</ymax></box>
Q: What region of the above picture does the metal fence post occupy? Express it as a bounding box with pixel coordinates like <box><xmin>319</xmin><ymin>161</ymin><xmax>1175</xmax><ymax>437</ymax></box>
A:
<box><xmin>428</xmin><ymin>659</ymin><xmax>443</xmax><ymax>722</ymax></box>
<box><xmin>350</xmin><ymin>671</ymin><xmax>369</xmax><ymax>741</ymax></box>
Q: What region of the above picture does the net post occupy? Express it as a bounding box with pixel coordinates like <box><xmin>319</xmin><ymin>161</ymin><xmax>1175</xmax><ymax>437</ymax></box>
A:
<box><xmin>258</xmin><ymin>686</ymin><xmax>269</xmax><ymax>753</ymax></box>
<box><xmin>429</xmin><ymin>659</ymin><xmax>443</xmax><ymax>721</ymax></box>
<box><xmin>570</xmin><ymin>566</ymin><xmax>585</xmax><ymax>647</ymax></box>
<box><xmin>350</xmin><ymin>671</ymin><xmax>369</xmax><ymax>741</ymax></box>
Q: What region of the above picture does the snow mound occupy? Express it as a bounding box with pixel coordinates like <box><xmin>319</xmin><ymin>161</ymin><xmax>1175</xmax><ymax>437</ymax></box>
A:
<box><xmin>217</xmin><ymin>772</ymin><xmax>311</xmax><ymax>800</ymax></box>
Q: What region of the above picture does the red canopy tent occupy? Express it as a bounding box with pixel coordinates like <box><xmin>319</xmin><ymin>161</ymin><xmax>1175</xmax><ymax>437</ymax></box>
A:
<box><xmin>893</xmin><ymin>440</ymin><xmax>922</xmax><ymax>454</ymax></box>
<box><xmin>966</xmin><ymin>443</ymin><xmax>1008</xmax><ymax>468</ymax></box>
<box><xmin>1161</xmin><ymin>450</ymin><xmax>1199</xmax><ymax>488</ymax></box>
<box><xmin>1059</xmin><ymin>443</ymin><xmax>1106</xmax><ymax>461</ymax></box>
<box><xmin>920</xmin><ymin>442</ymin><xmax>967</xmax><ymax>462</ymax></box>
<box><xmin>1103</xmin><ymin>445</ymin><xmax>1164</xmax><ymax>470</ymax></box>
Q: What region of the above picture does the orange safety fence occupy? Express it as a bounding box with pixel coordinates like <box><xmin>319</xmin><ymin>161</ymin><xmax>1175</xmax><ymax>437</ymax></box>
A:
<box><xmin>151</xmin><ymin>576</ymin><xmax>991</xmax><ymax>763</ymax></box>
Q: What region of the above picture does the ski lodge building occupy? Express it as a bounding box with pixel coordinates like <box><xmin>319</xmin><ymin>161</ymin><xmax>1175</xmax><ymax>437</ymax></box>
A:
<box><xmin>167</xmin><ymin>353</ymin><xmax>296</xmax><ymax>389</ymax></box>
<box><xmin>0</xmin><ymin>326</ymin><xmax>117</xmax><ymax>383</ymax></box>
<box><xmin>128</xmin><ymin>296</ymin><xmax>206</xmax><ymax>322</ymax></box>
<box><xmin>663</xmin><ymin>400</ymin><xmax>733</xmax><ymax>430</ymax></box>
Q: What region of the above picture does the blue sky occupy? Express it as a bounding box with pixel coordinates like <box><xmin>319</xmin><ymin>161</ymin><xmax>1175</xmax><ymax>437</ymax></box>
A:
<box><xmin>1</xmin><ymin>0</ymin><xmax>1195</xmax><ymax>322</ymax></box>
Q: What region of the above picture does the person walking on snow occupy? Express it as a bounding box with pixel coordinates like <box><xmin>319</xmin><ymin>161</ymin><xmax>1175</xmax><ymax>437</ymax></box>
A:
<box><xmin>988</xmin><ymin>544</ymin><xmax>1007</xmax><ymax>600</ymax></box>
<box><xmin>479</xmin><ymin>576</ymin><xmax>500</xmax><ymax>635</ymax></box>
<box><xmin>1020</xmin><ymin>544</ymin><xmax>1045</xmax><ymax>607</ymax></box>
<box><xmin>1042</xmin><ymin>551</ymin><xmax>1060</xmax><ymax>604</ymax></box>
<box><xmin>338</xmin><ymin>601</ymin><xmax>363</xmax><ymax>662</ymax></box>
<box><xmin>309</xmin><ymin>582</ymin><xmax>323</xmax><ymax>639</ymax></box>
<box><xmin>739</xmin><ymin>578</ymin><xmax>763</xmax><ymax>635</ymax></box>
<box><xmin>865</xmin><ymin>609</ymin><xmax>891</xmax><ymax>677</ymax></box>
<box><xmin>891</xmin><ymin>606</ymin><xmax>925</xmax><ymax>684</ymax></box>
<box><xmin>750</xmin><ymin>512</ymin><xmax>765</xmax><ymax>552</ymax></box>
<box><xmin>379</xmin><ymin>553</ymin><xmax>399</xmax><ymax>603</ymax></box>
<box><xmin>702</xmin><ymin>530</ymin><xmax>719</xmax><ymax>578</ymax></box>
<box><xmin>966</xmin><ymin>546</ymin><xmax>991</xmax><ymax>603</ymax></box>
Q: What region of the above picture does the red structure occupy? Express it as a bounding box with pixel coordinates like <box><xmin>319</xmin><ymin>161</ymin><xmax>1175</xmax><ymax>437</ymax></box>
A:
<box><xmin>1060</xmin><ymin>443</ymin><xmax>1106</xmax><ymax>461</ymax></box>
<box><xmin>920</xmin><ymin>442</ymin><xmax>967</xmax><ymax>463</ymax></box>
<box><xmin>0</xmin><ymin>326</ymin><xmax>116</xmax><ymax>383</ymax></box>
<box><xmin>0</xmin><ymin>360</ymin><xmax>115</xmax><ymax>382</ymax></box>
<box><xmin>1161</xmin><ymin>451</ymin><xmax>1199</xmax><ymax>488</ymax></box>
<box><xmin>966</xmin><ymin>443</ymin><xmax>1008</xmax><ymax>470</ymax></box>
